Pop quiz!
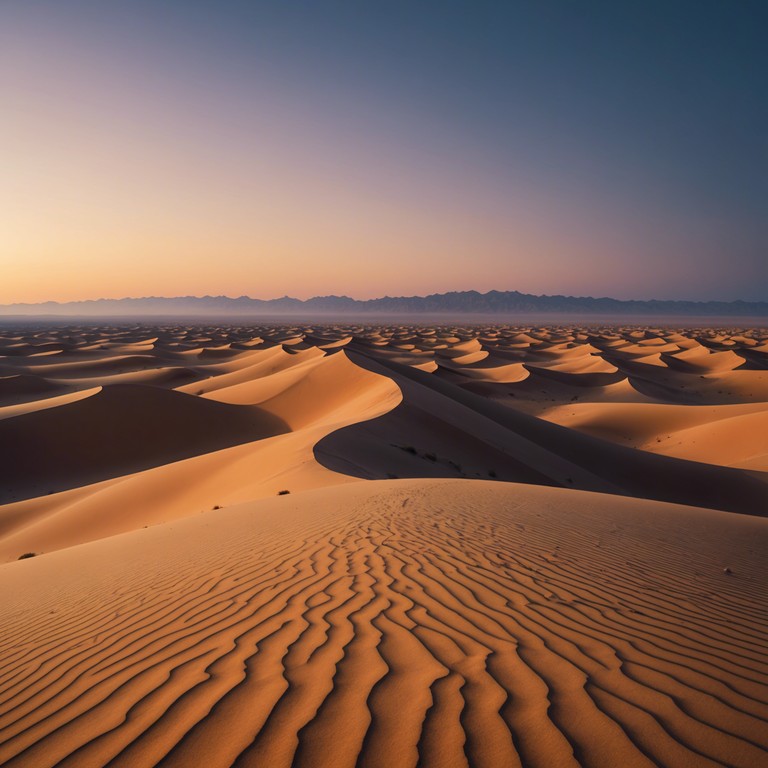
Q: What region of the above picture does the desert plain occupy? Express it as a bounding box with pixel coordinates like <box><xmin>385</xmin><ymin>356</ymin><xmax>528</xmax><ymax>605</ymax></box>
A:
<box><xmin>0</xmin><ymin>322</ymin><xmax>766</xmax><ymax>767</ymax></box>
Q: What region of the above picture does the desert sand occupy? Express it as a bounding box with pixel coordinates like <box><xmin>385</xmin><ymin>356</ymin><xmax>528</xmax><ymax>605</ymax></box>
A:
<box><xmin>0</xmin><ymin>323</ymin><xmax>766</xmax><ymax>767</ymax></box>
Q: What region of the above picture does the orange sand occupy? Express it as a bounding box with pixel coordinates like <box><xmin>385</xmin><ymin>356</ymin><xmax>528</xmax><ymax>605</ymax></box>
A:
<box><xmin>0</xmin><ymin>323</ymin><xmax>766</xmax><ymax>767</ymax></box>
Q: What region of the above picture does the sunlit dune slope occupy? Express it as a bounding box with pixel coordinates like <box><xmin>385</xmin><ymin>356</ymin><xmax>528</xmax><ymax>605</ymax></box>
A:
<box><xmin>541</xmin><ymin>401</ymin><xmax>768</xmax><ymax>470</ymax></box>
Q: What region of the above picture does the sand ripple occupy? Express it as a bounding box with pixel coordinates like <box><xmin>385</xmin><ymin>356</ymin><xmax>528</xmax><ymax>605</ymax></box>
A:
<box><xmin>0</xmin><ymin>481</ymin><xmax>766</xmax><ymax>768</ymax></box>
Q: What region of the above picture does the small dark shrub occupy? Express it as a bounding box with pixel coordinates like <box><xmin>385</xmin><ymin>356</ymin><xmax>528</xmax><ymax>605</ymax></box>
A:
<box><xmin>18</xmin><ymin>552</ymin><xmax>37</xmax><ymax>560</ymax></box>
<box><xmin>277</xmin><ymin>490</ymin><xmax>290</xmax><ymax>495</ymax></box>
<box><xmin>488</xmin><ymin>469</ymin><xmax>497</xmax><ymax>478</ymax></box>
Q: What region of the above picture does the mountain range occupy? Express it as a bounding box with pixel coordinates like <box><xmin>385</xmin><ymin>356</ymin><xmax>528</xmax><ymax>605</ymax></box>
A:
<box><xmin>1</xmin><ymin>290</ymin><xmax>766</xmax><ymax>318</ymax></box>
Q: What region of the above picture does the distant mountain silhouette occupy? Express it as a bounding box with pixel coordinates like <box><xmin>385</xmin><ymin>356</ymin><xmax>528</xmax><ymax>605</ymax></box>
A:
<box><xmin>1</xmin><ymin>290</ymin><xmax>765</xmax><ymax>317</ymax></box>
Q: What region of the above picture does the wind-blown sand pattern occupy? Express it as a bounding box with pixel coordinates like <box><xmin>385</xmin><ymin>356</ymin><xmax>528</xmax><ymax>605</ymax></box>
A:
<box><xmin>0</xmin><ymin>324</ymin><xmax>766</xmax><ymax>767</ymax></box>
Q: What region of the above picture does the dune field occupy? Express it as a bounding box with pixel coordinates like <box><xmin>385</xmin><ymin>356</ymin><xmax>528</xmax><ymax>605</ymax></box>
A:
<box><xmin>0</xmin><ymin>322</ymin><xmax>766</xmax><ymax>767</ymax></box>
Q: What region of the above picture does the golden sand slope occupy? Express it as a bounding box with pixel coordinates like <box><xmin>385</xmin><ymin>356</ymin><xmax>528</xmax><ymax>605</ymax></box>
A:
<box><xmin>0</xmin><ymin>480</ymin><xmax>765</xmax><ymax>768</ymax></box>
<box><xmin>540</xmin><ymin>401</ymin><xmax>768</xmax><ymax>470</ymax></box>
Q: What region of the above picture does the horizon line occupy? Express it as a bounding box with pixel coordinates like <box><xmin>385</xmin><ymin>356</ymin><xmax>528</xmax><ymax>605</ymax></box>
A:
<box><xmin>2</xmin><ymin>289</ymin><xmax>767</xmax><ymax>307</ymax></box>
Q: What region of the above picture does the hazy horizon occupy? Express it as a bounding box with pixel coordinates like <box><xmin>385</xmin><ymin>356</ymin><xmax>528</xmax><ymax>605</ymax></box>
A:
<box><xmin>2</xmin><ymin>286</ymin><xmax>768</xmax><ymax>307</ymax></box>
<box><xmin>1</xmin><ymin>289</ymin><xmax>766</xmax><ymax>327</ymax></box>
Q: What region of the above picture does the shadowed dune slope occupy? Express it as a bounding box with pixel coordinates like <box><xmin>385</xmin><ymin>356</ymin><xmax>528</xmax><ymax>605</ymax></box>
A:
<box><xmin>0</xmin><ymin>374</ymin><xmax>64</xmax><ymax>405</ymax></box>
<box><xmin>316</xmin><ymin>353</ymin><xmax>768</xmax><ymax>516</ymax></box>
<box><xmin>0</xmin><ymin>385</ymin><xmax>289</xmax><ymax>503</ymax></box>
<box><xmin>0</xmin><ymin>480</ymin><xmax>765</xmax><ymax>768</ymax></box>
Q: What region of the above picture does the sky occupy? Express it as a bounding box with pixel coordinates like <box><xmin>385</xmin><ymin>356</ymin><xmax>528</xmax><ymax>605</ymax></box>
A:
<box><xmin>1</xmin><ymin>0</ymin><xmax>766</xmax><ymax>304</ymax></box>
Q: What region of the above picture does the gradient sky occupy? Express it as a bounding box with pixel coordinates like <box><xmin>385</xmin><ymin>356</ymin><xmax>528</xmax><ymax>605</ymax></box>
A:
<box><xmin>1</xmin><ymin>0</ymin><xmax>766</xmax><ymax>303</ymax></box>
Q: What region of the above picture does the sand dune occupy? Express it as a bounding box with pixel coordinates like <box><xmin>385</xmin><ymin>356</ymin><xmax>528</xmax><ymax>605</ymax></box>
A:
<box><xmin>0</xmin><ymin>347</ymin><xmax>401</xmax><ymax>560</ymax></box>
<box><xmin>0</xmin><ymin>322</ymin><xmax>766</xmax><ymax>767</ymax></box>
<box><xmin>318</xmin><ymin>351</ymin><xmax>767</xmax><ymax>516</ymax></box>
<box><xmin>0</xmin><ymin>480</ymin><xmax>766</xmax><ymax>768</ymax></box>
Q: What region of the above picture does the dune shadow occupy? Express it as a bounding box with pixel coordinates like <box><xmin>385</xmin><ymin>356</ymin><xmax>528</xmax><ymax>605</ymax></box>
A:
<box><xmin>0</xmin><ymin>384</ymin><xmax>290</xmax><ymax>504</ymax></box>
<box><xmin>315</xmin><ymin>351</ymin><xmax>768</xmax><ymax>517</ymax></box>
